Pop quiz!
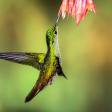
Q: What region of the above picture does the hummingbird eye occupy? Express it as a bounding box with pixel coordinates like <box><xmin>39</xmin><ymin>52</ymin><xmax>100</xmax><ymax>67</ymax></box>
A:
<box><xmin>54</xmin><ymin>31</ymin><xmax>57</xmax><ymax>35</ymax></box>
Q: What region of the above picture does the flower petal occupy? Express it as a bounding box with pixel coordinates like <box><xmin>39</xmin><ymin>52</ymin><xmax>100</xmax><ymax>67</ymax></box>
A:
<box><xmin>87</xmin><ymin>0</ymin><xmax>96</xmax><ymax>13</ymax></box>
<box><xmin>58</xmin><ymin>0</ymin><xmax>96</xmax><ymax>25</ymax></box>
<box><xmin>68</xmin><ymin>0</ymin><xmax>74</xmax><ymax>14</ymax></box>
<box><xmin>58</xmin><ymin>0</ymin><xmax>68</xmax><ymax>19</ymax></box>
<box><xmin>74</xmin><ymin>0</ymin><xmax>84</xmax><ymax>24</ymax></box>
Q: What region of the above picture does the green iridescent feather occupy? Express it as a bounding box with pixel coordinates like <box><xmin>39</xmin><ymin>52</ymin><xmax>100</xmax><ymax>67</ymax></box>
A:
<box><xmin>0</xmin><ymin>24</ymin><xmax>67</xmax><ymax>102</ymax></box>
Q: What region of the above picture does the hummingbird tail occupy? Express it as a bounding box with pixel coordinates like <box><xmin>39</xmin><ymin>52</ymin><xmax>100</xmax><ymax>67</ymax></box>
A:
<box><xmin>25</xmin><ymin>82</ymin><xmax>44</xmax><ymax>103</ymax></box>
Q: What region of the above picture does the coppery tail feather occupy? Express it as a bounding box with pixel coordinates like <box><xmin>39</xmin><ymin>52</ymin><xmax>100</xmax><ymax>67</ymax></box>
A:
<box><xmin>25</xmin><ymin>81</ymin><xmax>45</xmax><ymax>103</ymax></box>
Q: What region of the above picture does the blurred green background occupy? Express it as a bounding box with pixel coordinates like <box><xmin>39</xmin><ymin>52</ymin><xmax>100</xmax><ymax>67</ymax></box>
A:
<box><xmin>0</xmin><ymin>0</ymin><xmax>112</xmax><ymax>112</ymax></box>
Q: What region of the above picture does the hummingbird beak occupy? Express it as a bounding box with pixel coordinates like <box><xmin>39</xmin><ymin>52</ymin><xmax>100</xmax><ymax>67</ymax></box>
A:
<box><xmin>53</xmin><ymin>16</ymin><xmax>60</xmax><ymax>31</ymax></box>
<box><xmin>56</xmin><ymin>16</ymin><xmax>60</xmax><ymax>25</ymax></box>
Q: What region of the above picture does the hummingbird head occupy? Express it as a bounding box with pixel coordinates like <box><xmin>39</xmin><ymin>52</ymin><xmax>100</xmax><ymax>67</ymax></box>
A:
<box><xmin>46</xmin><ymin>24</ymin><xmax>58</xmax><ymax>47</ymax></box>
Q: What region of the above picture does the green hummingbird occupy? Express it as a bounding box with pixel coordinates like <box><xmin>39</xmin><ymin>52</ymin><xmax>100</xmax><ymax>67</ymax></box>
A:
<box><xmin>0</xmin><ymin>24</ymin><xmax>67</xmax><ymax>102</ymax></box>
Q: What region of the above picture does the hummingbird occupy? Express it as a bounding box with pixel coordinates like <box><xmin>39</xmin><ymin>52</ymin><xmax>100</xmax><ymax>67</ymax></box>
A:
<box><xmin>0</xmin><ymin>23</ymin><xmax>67</xmax><ymax>102</ymax></box>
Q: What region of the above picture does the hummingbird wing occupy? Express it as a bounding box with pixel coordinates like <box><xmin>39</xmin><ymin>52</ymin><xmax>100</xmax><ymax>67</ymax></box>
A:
<box><xmin>56</xmin><ymin>57</ymin><xmax>67</xmax><ymax>79</ymax></box>
<box><xmin>0</xmin><ymin>52</ymin><xmax>45</xmax><ymax>70</ymax></box>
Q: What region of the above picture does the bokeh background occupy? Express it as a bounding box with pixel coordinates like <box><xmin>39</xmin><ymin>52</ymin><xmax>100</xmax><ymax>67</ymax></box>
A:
<box><xmin>0</xmin><ymin>0</ymin><xmax>112</xmax><ymax>112</ymax></box>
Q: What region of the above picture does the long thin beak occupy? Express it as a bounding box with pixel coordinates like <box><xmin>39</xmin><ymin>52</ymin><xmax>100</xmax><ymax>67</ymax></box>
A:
<box><xmin>55</xmin><ymin>16</ymin><xmax>60</xmax><ymax>26</ymax></box>
<box><xmin>54</xmin><ymin>15</ymin><xmax>60</xmax><ymax>30</ymax></box>
<box><xmin>56</xmin><ymin>16</ymin><xmax>60</xmax><ymax>25</ymax></box>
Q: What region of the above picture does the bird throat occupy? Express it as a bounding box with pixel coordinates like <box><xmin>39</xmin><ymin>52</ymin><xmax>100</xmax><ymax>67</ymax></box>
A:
<box><xmin>50</xmin><ymin>37</ymin><xmax>62</xmax><ymax>66</ymax></box>
<box><xmin>46</xmin><ymin>26</ymin><xmax>61</xmax><ymax>62</ymax></box>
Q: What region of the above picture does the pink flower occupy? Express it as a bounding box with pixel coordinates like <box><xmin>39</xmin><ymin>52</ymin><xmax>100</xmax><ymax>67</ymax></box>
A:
<box><xmin>58</xmin><ymin>0</ymin><xmax>96</xmax><ymax>25</ymax></box>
